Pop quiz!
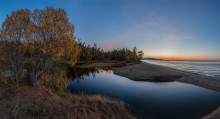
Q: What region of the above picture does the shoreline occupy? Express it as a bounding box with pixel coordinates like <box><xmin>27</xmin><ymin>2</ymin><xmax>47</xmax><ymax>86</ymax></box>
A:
<box><xmin>202</xmin><ymin>107</ymin><xmax>220</xmax><ymax>119</ymax></box>
<box><xmin>112</xmin><ymin>62</ymin><xmax>220</xmax><ymax>119</ymax></box>
<box><xmin>112</xmin><ymin>62</ymin><xmax>220</xmax><ymax>92</ymax></box>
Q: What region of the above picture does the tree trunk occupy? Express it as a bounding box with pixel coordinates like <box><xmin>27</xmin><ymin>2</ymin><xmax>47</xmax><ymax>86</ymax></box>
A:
<box><xmin>15</xmin><ymin>72</ymin><xmax>19</xmax><ymax>86</ymax></box>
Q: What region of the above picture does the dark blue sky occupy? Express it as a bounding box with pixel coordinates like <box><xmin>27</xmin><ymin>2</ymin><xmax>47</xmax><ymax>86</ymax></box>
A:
<box><xmin>0</xmin><ymin>0</ymin><xmax>220</xmax><ymax>60</ymax></box>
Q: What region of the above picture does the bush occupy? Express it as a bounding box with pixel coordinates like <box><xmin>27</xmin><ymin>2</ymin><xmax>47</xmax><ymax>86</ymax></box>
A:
<box><xmin>36</xmin><ymin>75</ymin><xmax>68</xmax><ymax>93</ymax></box>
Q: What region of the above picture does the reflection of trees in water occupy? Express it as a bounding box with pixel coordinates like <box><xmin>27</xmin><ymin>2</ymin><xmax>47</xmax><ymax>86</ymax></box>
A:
<box><xmin>67</xmin><ymin>67</ymin><xmax>100</xmax><ymax>80</ymax></box>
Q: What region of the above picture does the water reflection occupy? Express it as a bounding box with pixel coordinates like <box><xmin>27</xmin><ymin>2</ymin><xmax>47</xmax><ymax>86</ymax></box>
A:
<box><xmin>67</xmin><ymin>69</ymin><xmax>220</xmax><ymax>119</ymax></box>
<box><xmin>67</xmin><ymin>67</ymin><xmax>100</xmax><ymax>80</ymax></box>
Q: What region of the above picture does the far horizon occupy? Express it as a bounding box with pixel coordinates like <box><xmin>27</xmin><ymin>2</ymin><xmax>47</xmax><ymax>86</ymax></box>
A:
<box><xmin>143</xmin><ymin>57</ymin><xmax>220</xmax><ymax>61</ymax></box>
<box><xmin>143</xmin><ymin>58</ymin><xmax>220</xmax><ymax>62</ymax></box>
<box><xmin>0</xmin><ymin>0</ymin><xmax>220</xmax><ymax>60</ymax></box>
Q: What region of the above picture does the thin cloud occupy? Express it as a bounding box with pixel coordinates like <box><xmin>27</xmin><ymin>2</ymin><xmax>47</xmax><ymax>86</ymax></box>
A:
<box><xmin>162</xmin><ymin>34</ymin><xmax>191</xmax><ymax>41</ymax></box>
<box><xmin>111</xmin><ymin>18</ymin><xmax>192</xmax><ymax>43</ymax></box>
<box><xmin>134</xmin><ymin>18</ymin><xmax>176</xmax><ymax>32</ymax></box>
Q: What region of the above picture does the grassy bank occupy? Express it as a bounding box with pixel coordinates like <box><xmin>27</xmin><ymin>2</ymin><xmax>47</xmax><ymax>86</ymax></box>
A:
<box><xmin>0</xmin><ymin>84</ymin><xmax>135</xmax><ymax>119</ymax></box>
<box><xmin>75</xmin><ymin>60</ymin><xmax>127</xmax><ymax>69</ymax></box>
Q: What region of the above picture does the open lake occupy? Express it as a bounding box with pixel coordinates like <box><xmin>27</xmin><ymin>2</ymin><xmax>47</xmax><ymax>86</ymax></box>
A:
<box><xmin>68</xmin><ymin>69</ymin><xmax>220</xmax><ymax>119</ymax></box>
<box><xmin>143</xmin><ymin>60</ymin><xmax>220</xmax><ymax>78</ymax></box>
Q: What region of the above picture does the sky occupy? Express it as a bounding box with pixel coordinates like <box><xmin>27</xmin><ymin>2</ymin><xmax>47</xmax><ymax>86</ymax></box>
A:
<box><xmin>0</xmin><ymin>0</ymin><xmax>220</xmax><ymax>60</ymax></box>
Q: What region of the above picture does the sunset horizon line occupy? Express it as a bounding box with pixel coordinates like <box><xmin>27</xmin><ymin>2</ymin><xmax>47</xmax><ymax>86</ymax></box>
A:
<box><xmin>143</xmin><ymin>56</ymin><xmax>220</xmax><ymax>61</ymax></box>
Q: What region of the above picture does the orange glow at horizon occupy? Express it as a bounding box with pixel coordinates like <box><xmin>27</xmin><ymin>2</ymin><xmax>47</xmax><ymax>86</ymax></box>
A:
<box><xmin>145</xmin><ymin>55</ymin><xmax>220</xmax><ymax>61</ymax></box>
<box><xmin>143</xmin><ymin>50</ymin><xmax>220</xmax><ymax>61</ymax></box>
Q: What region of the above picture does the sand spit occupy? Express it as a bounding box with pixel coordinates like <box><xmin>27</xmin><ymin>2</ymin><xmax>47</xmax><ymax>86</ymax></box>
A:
<box><xmin>113</xmin><ymin>62</ymin><xmax>220</xmax><ymax>92</ymax></box>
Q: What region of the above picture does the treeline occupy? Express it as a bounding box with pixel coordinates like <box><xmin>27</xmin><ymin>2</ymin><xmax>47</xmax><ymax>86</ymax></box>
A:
<box><xmin>77</xmin><ymin>40</ymin><xmax>144</xmax><ymax>63</ymax></box>
<box><xmin>0</xmin><ymin>7</ymin><xmax>143</xmax><ymax>86</ymax></box>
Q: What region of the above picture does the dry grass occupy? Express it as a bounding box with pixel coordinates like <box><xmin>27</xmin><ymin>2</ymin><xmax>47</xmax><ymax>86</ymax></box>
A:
<box><xmin>0</xmin><ymin>85</ymin><xmax>135</xmax><ymax>119</ymax></box>
<box><xmin>78</xmin><ymin>61</ymin><xmax>126</xmax><ymax>69</ymax></box>
<box><xmin>0</xmin><ymin>85</ymin><xmax>71</xmax><ymax>118</ymax></box>
<box><xmin>61</xmin><ymin>93</ymin><xmax>135</xmax><ymax>119</ymax></box>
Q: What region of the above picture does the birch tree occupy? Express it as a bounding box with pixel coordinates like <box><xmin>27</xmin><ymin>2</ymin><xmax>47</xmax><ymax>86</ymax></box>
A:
<box><xmin>1</xmin><ymin>9</ymin><xmax>31</xmax><ymax>85</ymax></box>
<box><xmin>1</xmin><ymin>7</ymin><xmax>80</xmax><ymax>85</ymax></box>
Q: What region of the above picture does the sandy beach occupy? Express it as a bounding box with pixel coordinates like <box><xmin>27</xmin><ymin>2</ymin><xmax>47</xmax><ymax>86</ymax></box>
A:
<box><xmin>112</xmin><ymin>62</ymin><xmax>220</xmax><ymax>119</ymax></box>
<box><xmin>113</xmin><ymin>62</ymin><xmax>220</xmax><ymax>92</ymax></box>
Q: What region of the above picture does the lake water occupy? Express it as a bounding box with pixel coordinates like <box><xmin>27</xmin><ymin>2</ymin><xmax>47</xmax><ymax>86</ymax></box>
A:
<box><xmin>143</xmin><ymin>60</ymin><xmax>220</xmax><ymax>78</ymax></box>
<box><xmin>68</xmin><ymin>69</ymin><xmax>220</xmax><ymax>119</ymax></box>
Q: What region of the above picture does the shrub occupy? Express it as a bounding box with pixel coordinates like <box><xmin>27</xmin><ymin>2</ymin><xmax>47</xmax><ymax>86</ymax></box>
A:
<box><xmin>36</xmin><ymin>75</ymin><xmax>68</xmax><ymax>93</ymax></box>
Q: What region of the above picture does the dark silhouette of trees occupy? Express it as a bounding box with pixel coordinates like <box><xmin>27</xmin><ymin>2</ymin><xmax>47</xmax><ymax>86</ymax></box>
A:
<box><xmin>103</xmin><ymin>47</ymin><xmax>143</xmax><ymax>63</ymax></box>
<box><xmin>137</xmin><ymin>51</ymin><xmax>144</xmax><ymax>63</ymax></box>
<box><xmin>77</xmin><ymin>40</ymin><xmax>105</xmax><ymax>63</ymax></box>
<box><xmin>76</xmin><ymin>41</ymin><xmax>144</xmax><ymax>63</ymax></box>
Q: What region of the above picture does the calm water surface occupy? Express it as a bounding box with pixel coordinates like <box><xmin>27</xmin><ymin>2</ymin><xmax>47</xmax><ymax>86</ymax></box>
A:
<box><xmin>143</xmin><ymin>60</ymin><xmax>220</xmax><ymax>77</ymax></box>
<box><xmin>68</xmin><ymin>70</ymin><xmax>220</xmax><ymax>119</ymax></box>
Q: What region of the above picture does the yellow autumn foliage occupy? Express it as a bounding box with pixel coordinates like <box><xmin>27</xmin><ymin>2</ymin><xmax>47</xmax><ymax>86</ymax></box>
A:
<box><xmin>0</xmin><ymin>7</ymin><xmax>80</xmax><ymax>85</ymax></box>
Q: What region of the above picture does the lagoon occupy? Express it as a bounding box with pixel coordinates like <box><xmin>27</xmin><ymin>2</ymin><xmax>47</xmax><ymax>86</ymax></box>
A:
<box><xmin>68</xmin><ymin>69</ymin><xmax>220</xmax><ymax>119</ymax></box>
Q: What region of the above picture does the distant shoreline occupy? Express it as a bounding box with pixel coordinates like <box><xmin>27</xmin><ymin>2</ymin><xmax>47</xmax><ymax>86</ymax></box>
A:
<box><xmin>143</xmin><ymin>59</ymin><xmax>220</xmax><ymax>62</ymax></box>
